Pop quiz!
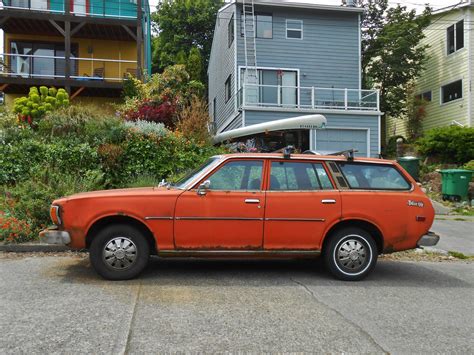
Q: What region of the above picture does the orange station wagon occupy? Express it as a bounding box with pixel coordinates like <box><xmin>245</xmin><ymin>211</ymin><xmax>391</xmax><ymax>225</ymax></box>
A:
<box><xmin>40</xmin><ymin>150</ymin><xmax>439</xmax><ymax>281</ymax></box>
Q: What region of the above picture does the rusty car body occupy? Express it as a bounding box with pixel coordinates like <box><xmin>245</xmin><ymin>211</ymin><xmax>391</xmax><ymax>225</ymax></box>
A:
<box><xmin>41</xmin><ymin>151</ymin><xmax>439</xmax><ymax>280</ymax></box>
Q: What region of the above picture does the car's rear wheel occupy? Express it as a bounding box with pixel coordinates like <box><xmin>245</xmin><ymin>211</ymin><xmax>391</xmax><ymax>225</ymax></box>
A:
<box><xmin>90</xmin><ymin>224</ymin><xmax>150</xmax><ymax>280</ymax></box>
<box><xmin>324</xmin><ymin>227</ymin><xmax>377</xmax><ymax>281</ymax></box>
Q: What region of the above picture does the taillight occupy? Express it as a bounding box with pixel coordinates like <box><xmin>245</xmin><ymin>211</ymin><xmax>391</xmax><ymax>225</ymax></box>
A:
<box><xmin>50</xmin><ymin>205</ymin><xmax>62</xmax><ymax>225</ymax></box>
<box><xmin>416</xmin><ymin>216</ymin><xmax>426</xmax><ymax>222</ymax></box>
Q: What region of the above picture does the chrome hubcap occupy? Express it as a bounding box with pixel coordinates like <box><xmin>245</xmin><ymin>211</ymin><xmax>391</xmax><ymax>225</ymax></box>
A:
<box><xmin>336</xmin><ymin>238</ymin><xmax>367</xmax><ymax>272</ymax></box>
<box><xmin>103</xmin><ymin>237</ymin><xmax>137</xmax><ymax>270</ymax></box>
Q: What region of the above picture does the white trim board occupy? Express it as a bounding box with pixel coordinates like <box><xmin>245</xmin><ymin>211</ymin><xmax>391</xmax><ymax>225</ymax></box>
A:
<box><xmin>242</xmin><ymin>106</ymin><xmax>382</xmax><ymax>116</ymax></box>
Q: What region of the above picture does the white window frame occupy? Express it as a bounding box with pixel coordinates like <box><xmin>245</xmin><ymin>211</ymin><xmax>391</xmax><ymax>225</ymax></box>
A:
<box><xmin>440</xmin><ymin>79</ymin><xmax>463</xmax><ymax>105</ymax></box>
<box><xmin>238</xmin><ymin>65</ymin><xmax>301</xmax><ymax>106</ymax></box>
<box><xmin>446</xmin><ymin>20</ymin><xmax>464</xmax><ymax>56</ymax></box>
<box><xmin>286</xmin><ymin>19</ymin><xmax>303</xmax><ymax>40</ymax></box>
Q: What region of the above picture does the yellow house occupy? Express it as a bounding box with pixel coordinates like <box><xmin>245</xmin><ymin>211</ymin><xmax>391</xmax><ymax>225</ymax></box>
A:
<box><xmin>388</xmin><ymin>1</ymin><xmax>473</xmax><ymax>138</ymax></box>
<box><xmin>0</xmin><ymin>0</ymin><xmax>151</xmax><ymax>108</ymax></box>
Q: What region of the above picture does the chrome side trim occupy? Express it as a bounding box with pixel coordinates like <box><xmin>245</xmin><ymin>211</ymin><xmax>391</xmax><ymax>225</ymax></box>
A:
<box><xmin>158</xmin><ymin>249</ymin><xmax>321</xmax><ymax>257</ymax></box>
<box><xmin>175</xmin><ymin>217</ymin><xmax>264</xmax><ymax>221</ymax></box>
<box><xmin>265</xmin><ymin>218</ymin><xmax>325</xmax><ymax>222</ymax></box>
<box><xmin>144</xmin><ymin>216</ymin><xmax>174</xmax><ymax>220</ymax></box>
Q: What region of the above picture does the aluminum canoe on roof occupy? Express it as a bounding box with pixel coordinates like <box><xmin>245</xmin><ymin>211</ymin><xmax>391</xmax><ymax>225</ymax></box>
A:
<box><xmin>213</xmin><ymin>114</ymin><xmax>327</xmax><ymax>144</ymax></box>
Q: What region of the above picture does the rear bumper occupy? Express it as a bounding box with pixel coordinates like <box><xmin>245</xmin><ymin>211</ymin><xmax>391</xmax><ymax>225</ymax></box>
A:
<box><xmin>417</xmin><ymin>231</ymin><xmax>440</xmax><ymax>247</ymax></box>
<box><xmin>39</xmin><ymin>229</ymin><xmax>71</xmax><ymax>245</ymax></box>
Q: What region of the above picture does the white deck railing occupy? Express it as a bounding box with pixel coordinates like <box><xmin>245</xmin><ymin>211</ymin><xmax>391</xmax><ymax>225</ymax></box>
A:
<box><xmin>0</xmin><ymin>53</ymin><xmax>137</xmax><ymax>82</ymax></box>
<box><xmin>238</xmin><ymin>84</ymin><xmax>380</xmax><ymax>112</ymax></box>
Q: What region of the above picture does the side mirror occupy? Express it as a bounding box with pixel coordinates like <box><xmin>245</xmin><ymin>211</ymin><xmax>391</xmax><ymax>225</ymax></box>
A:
<box><xmin>197</xmin><ymin>180</ymin><xmax>211</xmax><ymax>196</ymax></box>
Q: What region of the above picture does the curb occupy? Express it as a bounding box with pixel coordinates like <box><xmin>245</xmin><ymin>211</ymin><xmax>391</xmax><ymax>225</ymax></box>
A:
<box><xmin>0</xmin><ymin>243</ymin><xmax>70</xmax><ymax>253</ymax></box>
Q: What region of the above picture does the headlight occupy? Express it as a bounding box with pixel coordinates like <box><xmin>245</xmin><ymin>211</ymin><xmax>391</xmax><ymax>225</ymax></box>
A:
<box><xmin>50</xmin><ymin>205</ymin><xmax>62</xmax><ymax>225</ymax></box>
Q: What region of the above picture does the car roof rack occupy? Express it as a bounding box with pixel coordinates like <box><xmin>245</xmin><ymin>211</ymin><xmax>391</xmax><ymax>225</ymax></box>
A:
<box><xmin>283</xmin><ymin>145</ymin><xmax>295</xmax><ymax>159</ymax></box>
<box><xmin>303</xmin><ymin>149</ymin><xmax>358</xmax><ymax>161</ymax></box>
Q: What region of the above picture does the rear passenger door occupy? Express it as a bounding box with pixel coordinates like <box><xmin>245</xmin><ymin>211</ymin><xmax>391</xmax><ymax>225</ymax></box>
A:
<box><xmin>263</xmin><ymin>160</ymin><xmax>341</xmax><ymax>250</ymax></box>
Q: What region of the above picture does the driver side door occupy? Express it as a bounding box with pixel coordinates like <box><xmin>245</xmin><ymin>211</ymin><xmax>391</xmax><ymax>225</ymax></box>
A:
<box><xmin>174</xmin><ymin>159</ymin><xmax>265</xmax><ymax>250</ymax></box>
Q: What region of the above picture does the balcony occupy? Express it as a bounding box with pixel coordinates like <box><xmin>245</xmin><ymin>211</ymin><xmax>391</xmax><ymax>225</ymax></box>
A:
<box><xmin>0</xmin><ymin>52</ymin><xmax>137</xmax><ymax>95</ymax></box>
<box><xmin>238</xmin><ymin>84</ymin><xmax>380</xmax><ymax>112</ymax></box>
<box><xmin>0</xmin><ymin>0</ymin><xmax>143</xmax><ymax>19</ymax></box>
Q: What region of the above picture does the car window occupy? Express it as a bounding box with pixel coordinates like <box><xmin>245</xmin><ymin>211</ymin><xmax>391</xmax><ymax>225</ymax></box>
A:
<box><xmin>270</xmin><ymin>162</ymin><xmax>333</xmax><ymax>191</ymax></box>
<box><xmin>207</xmin><ymin>160</ymin><xmax>264</xmax><ymax>191</ymax></box>
<box><xmin>337</xmin><ymin>163</ymin><xmax>411</xmax><ymax>190</ymax></box>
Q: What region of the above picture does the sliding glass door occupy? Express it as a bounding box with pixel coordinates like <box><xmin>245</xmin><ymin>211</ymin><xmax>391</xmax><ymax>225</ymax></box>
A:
<box><xmin>241</xmin><ymin>68</ymin><xmax>298</xmax><ymax>107</ymax></box>
<box><xmin>10</xmin><ymin>41</ymin><xmax>78</xmax><ymax>78</ymax></box>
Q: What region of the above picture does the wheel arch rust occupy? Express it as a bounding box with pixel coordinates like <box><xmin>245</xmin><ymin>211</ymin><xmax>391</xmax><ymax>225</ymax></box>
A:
<box><xmin>321</xmin><ymin>218</ymin><xmax>385</xmax><ymax>255</ymax></box>
<box><xmin>85</xmin><ymin>214</ymin><xmax>157</xmax><ymax>254</ymax></box>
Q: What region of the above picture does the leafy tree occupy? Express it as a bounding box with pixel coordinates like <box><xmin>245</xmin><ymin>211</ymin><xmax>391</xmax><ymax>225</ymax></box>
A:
<box><xmin>187</xmin><ymin>47</ymin><xmax>203</xmax><ymax>81</ymax></box>
<box><xmin>359</xmin><ymin>0</ymin><xmax>431</xmax><ymax>141</ymax></box>
<box><xmin>151</xmin><ymin>0</ymin><xmax>223</xmax><ymax>82</ymax></box>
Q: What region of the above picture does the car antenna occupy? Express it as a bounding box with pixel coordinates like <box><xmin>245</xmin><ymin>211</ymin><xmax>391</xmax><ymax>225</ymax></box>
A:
<box><xmin>283</xmin><ymin>145</ymin><xmax>295</xmax><ymax>159</ymax></box>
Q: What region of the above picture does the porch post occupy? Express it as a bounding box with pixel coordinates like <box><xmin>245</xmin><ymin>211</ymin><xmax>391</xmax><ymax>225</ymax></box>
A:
<box><xmin>136</xmin><ymin>0</ymin><xmax>143</xmax><ymax>81</ymax></box>
<box><xmin>65</xmin><ymin>0</ymin><xmax>71</xmax><ymax>94</ymax></box>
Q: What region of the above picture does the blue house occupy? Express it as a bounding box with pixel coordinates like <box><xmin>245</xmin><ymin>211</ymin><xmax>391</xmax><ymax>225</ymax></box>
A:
<box><xmin>208</xmin><ymin>0</ymin><xmax>382</xmax><ymax>157</ymax></box>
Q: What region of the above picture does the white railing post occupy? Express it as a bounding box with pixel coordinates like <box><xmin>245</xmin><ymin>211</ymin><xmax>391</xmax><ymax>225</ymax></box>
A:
<box><xmin>344</xmin><ymin>88</ymin><xmax>348</xmax><ymax>110</ymax></box>
<box><xmin>311</xmin><ymin>86</ymin><xmax>315</xmax><ymax>109</ymax></box>
<box><xmin>376</xmin><ymin>89</ymin><xmax>380</xmax><ymax>111</ymax></box>
<box><xmin>242</xmin><ymin>84</ymin><xmax>246</xmax><ymax>107</ymax></box>
<box><xmin>277</xmin><ymin>84</ymin><xmax>281</xmax><ymax>106</ymax></box>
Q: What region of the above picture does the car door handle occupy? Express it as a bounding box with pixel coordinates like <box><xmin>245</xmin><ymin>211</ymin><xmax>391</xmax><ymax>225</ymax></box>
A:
<box><xmin>245</xmin><ymin>199</ymin><xmax>260</xmax><ymax>204</ymax></box>
<box><xmin>321</xmin><ymin>199</ymin><xmax>336</xmax><ymax>204</ymax></box>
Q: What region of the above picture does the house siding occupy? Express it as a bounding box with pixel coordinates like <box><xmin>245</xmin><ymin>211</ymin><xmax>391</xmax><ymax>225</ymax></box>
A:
<box><xmin>244</xmin><ymin>110</ymin><xmax>380</xmax><ymax>157</ymax></box>
<box><xmin>222</xmin><ymin>114</ymin><xmax>243</xmax><ymax>132</ymax></box>
<box><xmin>208</xmin><ymin>4</ymin><xmax>237</xmax><ymax>130</ymax></box>
<box><xmin>415</xmin><ymin>7</ymin><xmax>470</xmax><ymax>130</ymax></box>
<box><xmin>235</xmin><ymin>6</ymin><xmax>360</xmax><ymax>91</ymax></box>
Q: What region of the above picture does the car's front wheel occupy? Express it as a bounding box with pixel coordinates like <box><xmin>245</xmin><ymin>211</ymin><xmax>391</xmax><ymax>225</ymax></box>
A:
<box><xmin>90</xmin><ymin>224</ymin><xmax>150</xmax><ymax>280</ymax></box>
<box><xmin>324</xmin><ymin>227</ymin><xmax>377</xmax><ymax>281</ymax></box>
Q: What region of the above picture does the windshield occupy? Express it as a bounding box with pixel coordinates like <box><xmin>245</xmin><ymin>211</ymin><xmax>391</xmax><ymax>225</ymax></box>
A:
<box><xmin>173</xmin><ymin>157</ymin><xmax>220</xmax><ymax>189</ymax></box>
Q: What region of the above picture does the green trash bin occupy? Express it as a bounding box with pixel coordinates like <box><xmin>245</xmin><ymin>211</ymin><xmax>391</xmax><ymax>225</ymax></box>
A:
<box><xmin>397</xmin><ymin>156</ymin><xmax>421</xmax><ymax>181</ymax></box>
<box><xmin>439</xmin><ymin>169</ymin><xmax>473</xmax><ymax>201</ymax></box>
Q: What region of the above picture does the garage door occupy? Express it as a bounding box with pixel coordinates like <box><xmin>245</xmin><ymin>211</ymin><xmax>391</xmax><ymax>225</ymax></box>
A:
<box><xmin>315</xmin><ymin>129</ymin><xmax>368</xmax><ymax>157</ymax></box>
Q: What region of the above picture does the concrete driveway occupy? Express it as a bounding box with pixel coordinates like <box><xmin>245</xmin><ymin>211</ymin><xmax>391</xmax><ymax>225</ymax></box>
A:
<box><xmin>1</xmin><ymin>254</ymin><xmax>473</xmax><ymax>354</ymax></box>
<box><xmin>432</xmin><ymin>219</ymin><xmax>474</xmax><ymax>256</ymax></box>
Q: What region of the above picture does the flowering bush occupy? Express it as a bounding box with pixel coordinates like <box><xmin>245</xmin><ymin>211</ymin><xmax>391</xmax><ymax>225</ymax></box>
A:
<box><xmin>0</xmin><ymin>212</ymin><xmax>33</xmax><ymax>243</ymax></box>
<box><xmin>123</xmin><ymin>98</ymin><xmax>177</xmax><ymax>128</ymax></box>
<box><xmin>119</xmin><ymin>65</ymin><xmax>204</xmax><ymax>127</ymax></box>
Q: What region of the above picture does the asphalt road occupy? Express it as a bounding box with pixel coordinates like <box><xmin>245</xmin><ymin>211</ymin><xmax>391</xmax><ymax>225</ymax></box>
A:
<box><xmin>432</xmin><ymin>219</ymin><xmax>474</xmax><ymax>255</ymax></box>
<box><xmin>1</xmin><ymin>254</ymin><xmax>473</xmax><ymax>354</ymax></box>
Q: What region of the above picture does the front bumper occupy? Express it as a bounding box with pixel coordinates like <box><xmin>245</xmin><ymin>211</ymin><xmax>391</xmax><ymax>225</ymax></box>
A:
<box><xmin>417</xmin><ymin>231</ymin><xmax>440</xmax><ymax>247</ymax></box>
<box><xmin>39</xmin><ymin>229</ymin><xmax>71</xmax><ymax>245</ymax></box>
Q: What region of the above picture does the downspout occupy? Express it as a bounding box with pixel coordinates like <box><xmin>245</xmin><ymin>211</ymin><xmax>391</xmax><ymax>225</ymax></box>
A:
<box><xmin>468</xmin><ymin>4</ymin><xmax>472</xmax><ymax>127</ymax></box>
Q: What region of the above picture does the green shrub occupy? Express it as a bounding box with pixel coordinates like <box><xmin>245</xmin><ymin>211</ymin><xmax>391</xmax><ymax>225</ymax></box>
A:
<box><xmin>416</xmin><ymin>126</ymin><xmax>474</xmax><ymax>164</ymax></box>
<box><xmin>38</xmin><ymin>106</ymin><xmax>125</xmax><ymax>145</ymax></box>
<box><xmin>1</xmin><ymin>168</ymin><xmax>105</xmax><ymax>241</ymax></box>
<box><xmin>463</xmin><ymin>160</ymin><xmax>474</xmax><ymax>171</ymax></box>
<box><xmin>0</xmin><ymin>103</ymin><xmax>223</xmax><ymax>242</ymax></box>
<box><xmin>13</xmin><ymin>86</ymin><xmax>70</xmax><ymax>125</ymax></box>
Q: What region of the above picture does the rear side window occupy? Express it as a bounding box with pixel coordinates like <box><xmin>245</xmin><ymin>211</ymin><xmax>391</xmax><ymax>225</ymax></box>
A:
<box><xmin>337</xmin><ymin>163</ymin><xmax>411</xmax><ymax>190</ymax></box>
<box><xmin>270</xmin><ymin>161</ymin><xmax>333</xmax><ymax>191</ymax></box>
